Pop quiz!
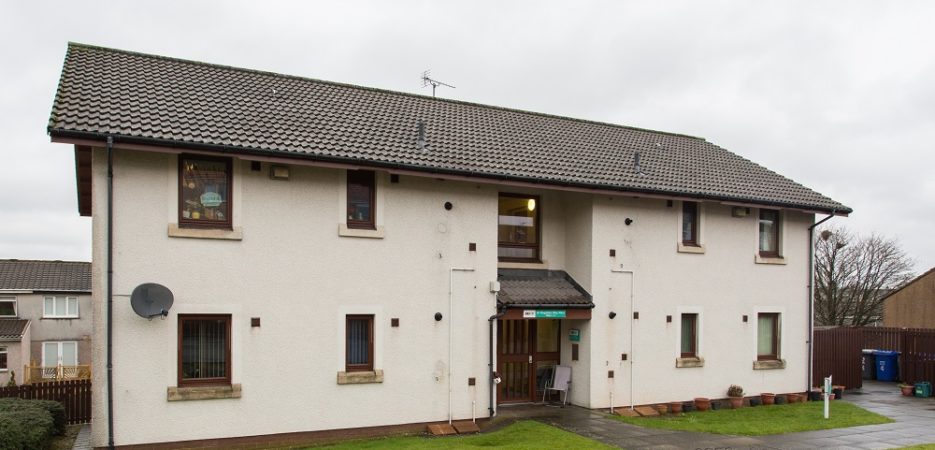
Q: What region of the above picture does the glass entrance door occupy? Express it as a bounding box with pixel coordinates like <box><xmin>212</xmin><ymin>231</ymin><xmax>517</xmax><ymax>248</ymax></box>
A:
<box><xmin>497</xmin><ymin>319</ymin><xmax>561</xmax><ymax>403</ymax></box>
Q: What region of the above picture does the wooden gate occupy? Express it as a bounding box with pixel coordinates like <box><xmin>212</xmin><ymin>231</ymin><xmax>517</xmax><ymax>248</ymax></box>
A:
<box><xmin>0</xmin><ymin>379</ymin><xmax>91</xmax><ymax>424</ymax></box>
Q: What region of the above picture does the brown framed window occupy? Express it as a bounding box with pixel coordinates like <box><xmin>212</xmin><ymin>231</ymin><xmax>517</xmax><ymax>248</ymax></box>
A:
<box><xmin>758</xmin><ymin>209</ymin><xmax>781</xmax><ymax>257</ymax></box>
<box><xmin>682</xmin><ymin>202</ymin><xmax>699</xmax><ymax>246</ymax></box>
<box><xmin>347</xmin><ymin>170</ymin><xmax>376</xmax><ymax>230</ymax></box>
<box><xmin>178</xmin><ymin>315</ymin><xmax>231</xmax><ymax>386</ymax></box>
<box><xmin>0</xmin><ymin>347</ymin><xmax>7</xmax><ymax>370</ymax></box>
<box><xmin>346</xmin><ymin>315</ymin><xmax>374</xmax><ymax>372</ymax></box>
<box><xmin>179</xmin><ymin>155</ymin><xmax>232</xmax><ymax>229</ymax></box>
<box><xmin>757</xmin><ymin>313</ymin><xmax>780</xmax><ymax>360</ymax></box>
<box><xmin>680</xmin><ymin>313</ymin><xmax>697</xmax><ymax>357</ymax></box>
<box><xmin>498</xmin><ymin>193</ymin><xmax>540</xmax><ymax>262</ymax></box>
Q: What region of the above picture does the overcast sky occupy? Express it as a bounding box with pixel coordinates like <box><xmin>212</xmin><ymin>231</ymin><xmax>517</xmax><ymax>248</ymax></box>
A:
<box><xmin>1</xmin><ymin>0</ymin><xmax>932</xmax><ymax>274</ymax></box>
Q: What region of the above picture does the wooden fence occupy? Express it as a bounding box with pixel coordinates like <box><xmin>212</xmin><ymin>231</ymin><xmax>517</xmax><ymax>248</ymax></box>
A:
<box><xmin>0</xmin><ymin>379</ymin><xmax>91</xmax><ymax>424</ymax></box>
<box><xmin>812</xmin><ymin>327</ymin><xmax>935</xmax><ymax>389</ymax></box>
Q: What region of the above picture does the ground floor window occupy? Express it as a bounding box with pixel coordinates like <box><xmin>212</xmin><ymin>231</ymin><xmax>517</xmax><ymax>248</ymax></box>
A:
<box><xmin>680</xmin><ymin>313</ymin><xmax>698</xmax><ymax>357</ymax></box>
<box><xmin>346</xmin><ymin>315</ymin><xmax>374</xmax><ymax>372</ymax></box>
<box><xmin>757</xmin><ymin>313</ymin><xmax>780</xmax><ymax>360</ymax></box>
<box><xmin>178</xmin><ymin>315</ymin><xmax>231</xmax><ymax>386</ymax></box>
<box><xmin>0</xmin><ymin>347</ymin><xmax>7</xmax><ymax>370</ymax></box>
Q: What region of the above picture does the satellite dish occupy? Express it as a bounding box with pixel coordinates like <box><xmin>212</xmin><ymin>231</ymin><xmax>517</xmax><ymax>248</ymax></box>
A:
<box><xmin>130</xmin><ymin>283</ymin><xmax>174</xmax><ymax>319</ymax></box>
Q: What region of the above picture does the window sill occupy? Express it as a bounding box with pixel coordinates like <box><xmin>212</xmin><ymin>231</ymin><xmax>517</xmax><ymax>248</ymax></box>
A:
<box><xmin>167</xmin><ymin>383</ymin><xmax>241</xmax><ymax>401</ymax></box>
<box><xmin>676</xmin><ymin>357</ymin><xmax>705</xmax><ymax>368</ymax></box>
<box><xmin>677</xmin><ymin>243</ymin><xmax>706</xmax><ymax>254</ymax></box>
<box><xmin>754</xmin><ymin>255</ymin><xmax>786</xmax><ymax>265</ymax></box>
<box><xmin>337</xmin><ymin>369</ymin><xmax>384</xmax><ymax>385</ymax></box>
<box><xmin>753</xmin><ymin>359</ymin><xmax>786</xmax><ymax>370</ymax></box>
<box><xmin>498</xmin><ymin>260</ymin><xmax>549</xmax><ymax>270</ymax></box>
<box><xmin>42</xmin><ymin>317</ymin><xmax>80</xmax><ymax>320</ymax></box>
<box><xmin>168</xmin><ymin>224</ymin><xmax>243</xmax><ymax>241</ymax></box>
<box><xmin>338</xmin><ymin>224</ymin><xmax>385</xmax><ymax>239</ymax></box>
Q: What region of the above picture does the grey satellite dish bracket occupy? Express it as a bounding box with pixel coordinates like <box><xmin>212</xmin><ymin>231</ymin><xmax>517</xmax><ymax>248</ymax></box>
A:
<box><xmin>130</xmin><ymin>283</ymin><xmax>174</xmax><ymax>320</ymax></box>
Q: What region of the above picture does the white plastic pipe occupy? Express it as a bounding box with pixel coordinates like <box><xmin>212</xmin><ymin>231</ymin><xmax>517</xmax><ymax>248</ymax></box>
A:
<box><xmin>449</xmin><ymin>267</ymin><xmax>475</xmax><ymax>425</ymax></box>
<box><xmin>472</xmin><ymin>400</ymin><xmax>476</xmax><ymax>423</ymax></box>
<box><xmin>611</xmin><ymin>267</ymin><xmax>635</xmax><ymax>409</ymax></box>
<box><xmin>610</xmin><ymin>391</ymin><xmax>614</xmax><ymax>414</ymax></box>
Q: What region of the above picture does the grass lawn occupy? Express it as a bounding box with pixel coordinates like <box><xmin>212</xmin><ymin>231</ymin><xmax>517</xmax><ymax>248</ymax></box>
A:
<box><xmin>307</xmin><ymin>420</ymin><xmax>613</xmax><ymax>449</ymax></box>
<box><xmin>895</xmin><ymin>446</ymin><xmax>935</xmax><ymax>450</ymax></box>
<box><xmin>610</xmin><ymin>401</ymin><xmax>892</xmax><ymax>435</ymax></box>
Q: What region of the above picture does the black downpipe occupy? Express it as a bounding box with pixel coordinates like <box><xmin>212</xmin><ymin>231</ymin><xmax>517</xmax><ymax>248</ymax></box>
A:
<box><xmin>106</xmin><ymin>136</ymin><xmax>115</xmax><ymax>449</ymax></box>
<box><xmin>487</xmin><ymin>305</ymin><xmax>506</xmax><ymax>418</ymax></box>
<box><xmin>807</xmin><ymin>211</ymin><xmax>835</xmax><ymax>392</ymax></box>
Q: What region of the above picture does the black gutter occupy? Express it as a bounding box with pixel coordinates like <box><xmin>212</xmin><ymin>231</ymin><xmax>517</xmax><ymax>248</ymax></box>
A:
<box><xmin>807</xmin><ymin>211</ymin><xmax>835</xmax><ymax>392</ymax></box>
<box><xmin>500</xmin><ymin>303</ymin><xmax>596</xmax><ymax>309</ymax></box>
<box><xmin>48</xmin><ymin>129</ymin><xmax>852</xmax><ymax>216</ymax></box>
<box><xmin>487</xmin><ymin>306</ymin><xmax>506</xmax><ymax>418</ymax></box>
<box><xmin>106</xmin><ymin>136</ymin><xmax>115</xmax><ymax>449</ymax></box>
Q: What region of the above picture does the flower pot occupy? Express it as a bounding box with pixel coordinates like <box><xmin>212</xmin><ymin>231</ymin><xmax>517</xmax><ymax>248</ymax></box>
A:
<box><xmin>694</xmin><ymin>397</ymin><xmax>711</xmax><ymax>412</ymax></box>
<box><xmin>656</xmin><ymin>404</ymin><xmax>668</xmax><ymax>414</ymax></box>
<box><xmin>775</xmin><ymin>394</ymin><xmax>786</xmax><ymax>405</ymax></box>
<box><xmin>786</xmin><ymin>393</ymin><xmax>800</xmax><ymax>403</ymax></box>
<box><xmin>668</xmin><ymin>401</ymin><xmax>682</xmax><ymax>414</ymax></box>
<box><xmin>900</xmin><ymin>385</ymin><xmax>915</xmax><ymax>396</ymax></box>
<box><xmin>832</xmin><ymin>386</ymin><xmax>844</xmax><ymax>399</ymax></box>
<box><xmin>749</xmin><ymin>397</ymin><xmax>761</xmax><ymax>407</ymax></box>
<box><xmin>710</xmin><ymin>400</ymin><xmax>721</xmax><ymax>410</ymax></box>
<box><xmin>809</xmin><ymin>389</ymin><xmax>822</xmax><ymax>401</ymax></box>
<box><xmin>728</xmin><ymin>396</ymin><xmax>743</xmax><ymax>409</ymax></box>
<box><xmin>761</xmin><ymin>393</ymin><xmax>775</xmax><ymax>405</ymax></box>
<box><xmin>682</xmin><ymin>402</ymin><xmax>695</xmax><ymax>413</ymax></box>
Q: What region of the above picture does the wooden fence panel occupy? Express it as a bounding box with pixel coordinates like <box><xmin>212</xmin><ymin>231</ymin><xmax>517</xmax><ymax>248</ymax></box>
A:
<box><xmin>813</xmin><ymin>327</ymin><xmax>935</xmax><ymax>389</ymax></box>
<box><xmin>0</xmin><ymin>379</ymin><xmax>91</xmax><ymax>424</ymax></box>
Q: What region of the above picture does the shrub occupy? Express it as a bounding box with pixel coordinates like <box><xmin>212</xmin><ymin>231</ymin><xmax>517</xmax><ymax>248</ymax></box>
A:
<box><xmin>0</xmin><ymin>398</ymin><xmax>58</xmax><ymax>449</ymax></box>
<box><xmin>33</xmin><ymin>400</ymin><xmax>66</xmax><ymax>435</ymax></box>
<box><xmin>727</xmin><ymin>384</ymin><xmax>744</xmax><ymax>397</ymax></box>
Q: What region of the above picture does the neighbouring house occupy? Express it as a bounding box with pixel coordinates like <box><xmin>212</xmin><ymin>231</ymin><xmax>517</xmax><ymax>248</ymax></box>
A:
<box><xmin>883</xmin><ymin>267</ymin><xmax>935</xmax><ymax>328</ymax></box>
<box><xmin>48</xmin><ymin>43</ymin><xmax>851</xmax><ymax>448</ymax></box>
<box><xmin>0</xmin><ymin>259</ymin><xmax>92</xmax><ymax>384</ymax></box>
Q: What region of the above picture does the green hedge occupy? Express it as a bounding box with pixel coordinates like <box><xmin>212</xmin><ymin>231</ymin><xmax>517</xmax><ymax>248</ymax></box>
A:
<box><xmin>0</xmin><ymin>398</ymin><xmax>62</xmax><ymax>450</ymax></box>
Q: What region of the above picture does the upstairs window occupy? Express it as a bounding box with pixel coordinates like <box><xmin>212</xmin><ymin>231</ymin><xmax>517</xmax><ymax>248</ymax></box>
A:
<box><xmin>179</xmin><ymin>156</ymin><xmax>232</xmax><ymax>229</ymax></box>
<box><xmin>498</xmin><ymin>193</ymin><xmax>540</xmax><ymax>262</ymax></box>
<box><xmin>681</xmin><ymin>202</ymin><xmax>699</xmax><ymax>246</ymax></box>
<box><xmin>347</xmin><ymin>170</ymin><xmax>376</xmax><ymax>230</ymax></box>
<box><xmin>757</xmin><ymin>313</ymin><xmax>780</xmax><ymax>360</ymax></box>
<box><xmin>758</xmin><ymin>209</ymin><xmax>781</xmax><ymax>257</ymax></box>
<box><xmin>43</xmin><ymin>296</ymin><xmax>78</xmax><ymax>319</ymax></box>
<box><xmin>0</xmin><ymin>297</ymin><xmax>15</xmax><ymax>317</ymax></box>
<box><xmin>346</xmin><ymin>315</ymin><xmax>374</xmax><ymax>372</ymax></box>
<box><xmin>178</xmin><ymin>315</ymin><xmax>231</xmax><ymax>386</ymax></box>
<box><xmin>680</xmin><ymin>313</ymin><xmax>698</xmax><ymax>357</ymax></box>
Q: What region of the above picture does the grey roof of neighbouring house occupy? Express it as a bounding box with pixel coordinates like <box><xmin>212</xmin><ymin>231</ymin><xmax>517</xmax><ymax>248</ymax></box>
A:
<box><xmin>48</xmin><ymin>43</ymin><xmax>851</xmax><ymax>214</ymax></box>
<box><xmin>0</xmin><ymin>319</ymin><xmax>30</xmax><ymax>341</ymax></box>
<box><xmin>497</xmin><ymin>269</ymin><xmax>593</xmax><ymax>308</ymax></box>
<box><xmin>0</xmin><ymin>260</ymin><xmax>91</xmax><ymax>292</ymax></box>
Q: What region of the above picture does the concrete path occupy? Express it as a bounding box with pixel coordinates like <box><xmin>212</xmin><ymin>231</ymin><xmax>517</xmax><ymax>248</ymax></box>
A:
<box><xmin>496</xmin><ymin>380</ymin><xmax>935</xmax><ymax>449</ymax></box>
<box><xmin>71</xmin><ymin>423</ymin><xmax>92</xmax><ymax>450</ymax></box>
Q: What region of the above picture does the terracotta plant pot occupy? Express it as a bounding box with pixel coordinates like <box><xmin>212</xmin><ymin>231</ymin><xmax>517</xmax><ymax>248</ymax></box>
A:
<box><xmin>728</xmin><ymin>396</ymin><xmax>743</xmax><ymax>409</ymax></box>
<box><xmin>668</xmin><ymin>401</ymin><xmax>683</xmax><ymax>414</ymax></box>
<box><xmin>694</xmin><ymin>397</ymin><xmax>711</xmax><ymax>412</ymax></box>
<box><xmin>656</xmin><ymin>404</ymin><xmax>669</xmax><ymax>414</ymax></box>
<box><xmin>786</xmin><ymin>393</ymin><xmax>801</xmax><ymax>403</ymax></box>
<box><xmin>900</xmin><ymin>385</ymin><xmax>915</xmax><ymax>396</ymax></box>
<box><xmin>761</xmin><ymin>393</ymin><xmax>775</xmax><ymax>405</ymax></box>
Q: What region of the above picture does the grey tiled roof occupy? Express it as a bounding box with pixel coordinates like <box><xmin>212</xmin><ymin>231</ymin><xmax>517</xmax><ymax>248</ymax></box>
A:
<box><xmin>498</xmin><ymin>270</ymin><xmax>593</xmax><ymax>307</ymax></box>
<box><xmin>0</xmin><ymin>319</ymin><xmax>30</xmax><ymax>341</ymax></box>
<box><xmin>48</xmin><ymin>43</ymin><xmax>851</xmax><ymax>214</ymax></box>
<box><xmin>0</xmin><ymin>260</ymin><xmax>91</xmax><ymax>292</ymax></box>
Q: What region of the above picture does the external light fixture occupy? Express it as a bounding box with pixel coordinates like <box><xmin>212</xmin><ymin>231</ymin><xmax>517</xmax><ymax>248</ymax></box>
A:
<box><xmin>527</xmin><ymin>198</ymin><xmax>536</xmax><ymax>211</ymax></box>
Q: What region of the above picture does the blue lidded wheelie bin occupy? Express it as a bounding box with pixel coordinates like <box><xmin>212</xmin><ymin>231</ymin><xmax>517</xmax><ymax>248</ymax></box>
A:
<box><xmin>874</xmin><ymin>350</ymin><xmax>899</xmax><ymax>382</ymax></box>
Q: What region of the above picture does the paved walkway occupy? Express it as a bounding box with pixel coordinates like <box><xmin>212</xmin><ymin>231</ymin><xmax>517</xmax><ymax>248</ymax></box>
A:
<box><xmin>495</xmin><ymin>381</ymin><xmax>935</xmax><ymax>449</ymax></box>
<box><xmin>71</xmin><ymin>423</ymin><xmax>91</xmax><ymax>450</ymax></box>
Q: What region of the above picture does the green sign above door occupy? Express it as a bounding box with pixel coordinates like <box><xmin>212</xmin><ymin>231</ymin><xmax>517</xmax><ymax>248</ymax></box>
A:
<box><xmin>522</xmin><ymin>309</ymin><xmax>566</xmax><ymax>319</ymax></box>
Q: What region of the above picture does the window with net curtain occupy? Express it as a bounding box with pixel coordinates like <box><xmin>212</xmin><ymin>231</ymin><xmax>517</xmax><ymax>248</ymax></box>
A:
<box><xmin>758</xmin><ymin>210</ymin><xmax>781</xmax><ymax>256</ymax></box>
<box><xmin>681</xmin><ymin>313</ymin><xmax>697</xmax><ymax>357</ymax></box>
<box><xmin>498</xmin><ymin>194</ymin><xmax>540</xmax><ymax>261</ymax></box>
<box><xmin>757</xmin><ymin>313</ymin><xmax>780</xmax><ymax>360</ymax></box>
<box><xmin>179</xmin><ymin>315</ymin><xmax>230</xmax><ymax>386</ymax></box>
<box><xmin>346</xmin><ymin>315</ymin><xmax>374</xmax><ymax>372</ymax></box>
<box><xmin>682</xmin><ymin>202</ymin><xmax>699</xmax><ymax>245</ymax></box>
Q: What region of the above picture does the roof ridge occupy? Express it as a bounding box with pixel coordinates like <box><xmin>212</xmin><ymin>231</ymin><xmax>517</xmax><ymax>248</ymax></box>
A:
<box><xmin>66</xmin><ymin>42</ymin><xmax>706</xmax><ymax>142</ymax></box>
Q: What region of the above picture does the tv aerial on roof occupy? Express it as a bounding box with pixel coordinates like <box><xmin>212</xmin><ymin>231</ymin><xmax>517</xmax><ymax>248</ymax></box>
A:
<box><xmin>130</xmin><ymin>283</ymin><xmax>174</xmax><ymax>320</ymax></box>
<box><xmin>421</xmin><ymin>70</ymin><xmax>455</xmax><ymax>98</ymax></box>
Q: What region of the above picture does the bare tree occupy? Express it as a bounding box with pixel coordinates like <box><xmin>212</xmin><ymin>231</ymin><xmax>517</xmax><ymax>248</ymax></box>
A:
<box><xmin>814</xmin><ymin>225</ymin><xmax>915</xmax><ymax>326</ymax></box>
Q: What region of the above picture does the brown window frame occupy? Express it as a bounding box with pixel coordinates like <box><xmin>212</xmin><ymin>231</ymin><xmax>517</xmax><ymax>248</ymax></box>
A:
<box><xmin>345</xmin><ymin>315</ymin><xmax>374</xmax><ymax>372</ymax></box>
<box><xmin>0</xmin><ymin>347</ymin><xmax>7</xmax><ymax>370</ymax></box>
<box><xmin>680</xmin><ymin>313</ymin><xmax>698</xmax><ymax>357</ymax></box>
<box><xmin>177</xmin><ymin>314</ymin><xmax>232</xmax><ymax>387</ymax></box>
<box><xmin>346</xmin><ymin>170</ymin><xmax>376</xmax><ymax>230</ymax></box>
<box><xmin>758</xmin><ymin>209</ymin><xmax>781</xmax><ymax>258</ymax></box>
<box><xmin>757</xmin><ymin>313</ymin><xmax>780</xmax><ymax>361</ymax></box>
<box><xmin>682</xmin><ymin>201</ymin><xmax>699</xmax><ymax>246</ymax></box>
<box><xmin>178</xmin><ymin>155</ymin><xmax>233</xmax><ymax>230</ymax></box>
<box><xmin>497</xmin><ymin>193</ymin><xmax>542</xmax><ymax>263</ymax></box>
